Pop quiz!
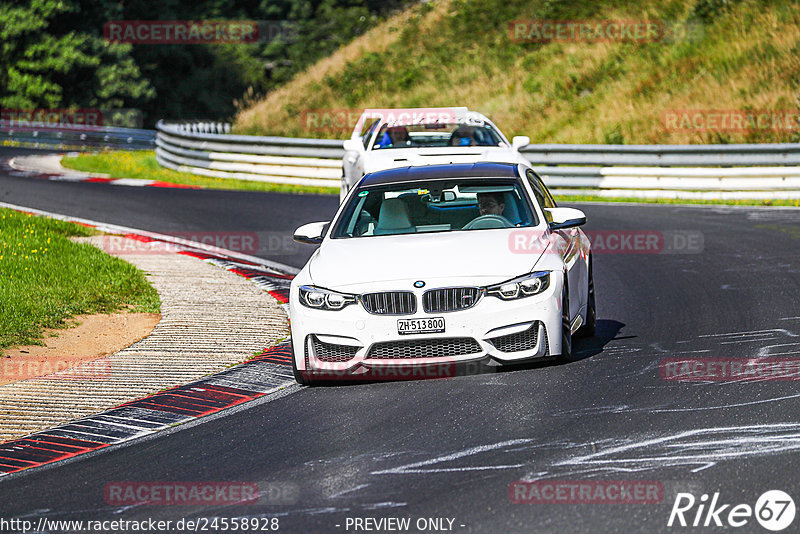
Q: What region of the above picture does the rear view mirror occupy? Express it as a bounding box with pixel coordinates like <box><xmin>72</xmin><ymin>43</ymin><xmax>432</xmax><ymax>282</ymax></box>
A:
<box><xmin>293</xmin><ymin>221</ymin><xmax>329</xmax><ymax>244</ymax></box>
<box><xmin>512</xmin><ymin>136</ymin><xmax>530</xmax><ymax>150</ymax></box>
<box><xmin>546</xmin><ymin>207</ymin><xmax>586</xmax><ymax>230</ymax></box>
<box><xmin>343</xmin><ymin>139</ymin><xmax>361</xmax><ymax>152</ymax></box>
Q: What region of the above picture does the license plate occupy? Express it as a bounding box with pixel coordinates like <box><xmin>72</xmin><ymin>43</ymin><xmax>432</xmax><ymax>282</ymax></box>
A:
<box><xmin>397</xmin><ymin>317</ymin><xmax>445</xmax><ymax>335</ymax></box>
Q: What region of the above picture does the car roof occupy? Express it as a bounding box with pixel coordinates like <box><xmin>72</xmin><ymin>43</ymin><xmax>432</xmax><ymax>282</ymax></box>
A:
<box><xmin>357</xmin><ymin>107</ymin><xmax>476</xmax><ymax>128</ymax></box>
<box><xmin>359</xmin><ymin>162</ymin><xmax>521</xmax><ymax>188</ymax></box>
<box><xmin>354</xmin><ymin>107</ymin><xmax>504</xmax><ymax>141</ymax></box>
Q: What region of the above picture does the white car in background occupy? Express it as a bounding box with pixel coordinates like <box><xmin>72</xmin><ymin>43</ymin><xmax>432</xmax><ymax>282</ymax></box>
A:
<box><xmin>291</xmin><ymin>162</ymin><xmax>595</xmax><ymax>385</ymax></box>
<box><xmin>340</xmin><ymin>107</ymin><xmax>531</xmax><ymax>200</ymax></box>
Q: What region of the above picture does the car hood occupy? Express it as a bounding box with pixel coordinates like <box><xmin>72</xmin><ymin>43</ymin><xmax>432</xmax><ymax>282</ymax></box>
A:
<box><xmin>308</xmin><ymin>228</ymin><xmax>548</xmax><ymax>290</ymax></box>
<box><xmin>364</xmin><ymin>146</ymin><xmax>524</xmax><ymax>171</ymax></box>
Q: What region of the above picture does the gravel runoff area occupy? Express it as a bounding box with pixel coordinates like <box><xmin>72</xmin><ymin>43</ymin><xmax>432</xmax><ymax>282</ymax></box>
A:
<box><xmin>0</xmin><ymin>236</ymin><xmax>289</xmax><ymax>442</ymax></box>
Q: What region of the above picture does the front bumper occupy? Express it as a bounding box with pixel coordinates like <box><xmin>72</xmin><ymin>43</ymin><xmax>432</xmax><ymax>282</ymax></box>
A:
<box><xmin>289</xmin><ymin>275</ymin><xmax>563</xmax><ymax>373</ymax></box>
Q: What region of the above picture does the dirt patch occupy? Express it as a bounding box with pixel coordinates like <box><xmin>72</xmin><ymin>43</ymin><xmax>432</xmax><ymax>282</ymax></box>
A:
<box><xmin>1</xmin><ymin>312</ymin><xmax>161</xmax><ymax>386</ymax></box>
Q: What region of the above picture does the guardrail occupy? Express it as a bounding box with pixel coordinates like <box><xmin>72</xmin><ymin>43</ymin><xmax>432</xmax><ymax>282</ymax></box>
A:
<box><xmin>155</xmin><ymin>120</ymin><xmax>800</xmax><ymax>197</ymax></box>
<box><xmin>537</xmin><ymin>166</ymin><xmax>800</xmax><ymax>190</ymax></box>
<box><xmin>1</xmin><ymin>121</ymin><xmax>156</xmax><ymax>151</ymax></box>
<box><xmin>155</xmin><ymin>121</ymin><xmax>342</xmax><ymax>187</ymax></box>
<box><xmin>520</xmin><ymin>143</ymin><xmax>800</xmax><ymax>167</ymax></box>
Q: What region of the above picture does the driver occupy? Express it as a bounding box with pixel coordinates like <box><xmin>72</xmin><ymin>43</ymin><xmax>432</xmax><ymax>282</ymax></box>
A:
<box><xmin>477</xmin><ymin>192</ymin><xmax>505</xmax><ymax>216</ymax></box>
<box><xmin>377</xmin><ymin>126</ymin><xmax>410</xmax><ymax>148</ymax></box>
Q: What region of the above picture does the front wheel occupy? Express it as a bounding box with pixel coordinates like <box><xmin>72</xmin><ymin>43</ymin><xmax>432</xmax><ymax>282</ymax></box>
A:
<box><xmin>576</xmin><ymin>255</ymin><xmax>596</xmax><ymax>338</ymax></box>
<box><xmin>556</xmin><ymin>275</ymin><xmax>574</xmax><ymax>364</ymax></box>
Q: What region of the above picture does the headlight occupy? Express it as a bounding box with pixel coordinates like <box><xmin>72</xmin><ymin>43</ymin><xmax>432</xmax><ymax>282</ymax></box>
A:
<box><xmin>299</xmin><ymin>285</ymin><xmax>357</xmax><ymax>311</ymax></box>
<box><xmin>486</xmin><ymin>271</ymin><xmax>550</xmax><ymax>300</ymax></box>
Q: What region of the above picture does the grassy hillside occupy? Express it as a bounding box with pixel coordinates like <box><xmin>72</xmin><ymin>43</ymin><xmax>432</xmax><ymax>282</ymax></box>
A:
<box><xmin>235</xmin><ymin>0</ymin><xmax>800</xmax><ymax>144</ymax></box>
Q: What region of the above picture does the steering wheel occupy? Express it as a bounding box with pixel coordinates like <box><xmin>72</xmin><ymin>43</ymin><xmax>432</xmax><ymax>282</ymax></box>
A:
<box><xmin>462</xmin><ymin>214</ymin><xmax>513</xmax><ymax>230</ymax></box>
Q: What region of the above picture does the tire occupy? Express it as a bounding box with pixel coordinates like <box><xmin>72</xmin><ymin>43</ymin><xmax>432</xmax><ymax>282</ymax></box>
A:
<box><xmin>556</xmin><ymin>274</ymin><xmax>574</xmax><ymax>364</ymax></box>
<box><xmin>576</xmin><ymin>255</ymin><xmax>596</xmax><ymax>338</ymax></box>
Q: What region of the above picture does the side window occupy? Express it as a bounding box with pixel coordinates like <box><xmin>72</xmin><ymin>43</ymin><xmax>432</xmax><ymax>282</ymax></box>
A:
<box><xmin>539</xmin><ymin>177</ymin><xmax>558</xmax><ymax>209</ymax></box>
<box><xmin>526</xmin><ymin>169</ymin><xmax>556</xmax><ymax>222</ymax></box>
<box><xmin>362</xmin><ymin>120</ymin><xmax>379</xmax><ymax>149</ymax></box>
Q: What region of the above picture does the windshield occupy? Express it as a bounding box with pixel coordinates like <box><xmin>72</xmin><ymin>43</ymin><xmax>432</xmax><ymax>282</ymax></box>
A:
<box><xmin>371</xmin><ymin>122</ymin><xmax>505</xmax><ymax>150</ymax></box>
<box><xmin>332</xmin><ymin>178</ymin><xmax>538</xmax><ymax>238</ymax></box>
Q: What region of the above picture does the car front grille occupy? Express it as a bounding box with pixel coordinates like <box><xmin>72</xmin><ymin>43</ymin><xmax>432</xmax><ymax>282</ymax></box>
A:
<box><xmin>487</xmin><ymin>322</ymin><xmax>548</xmax><ymax>354</ymax></box>
<box><xmin>360</xmin><ymin>291</ymin><xmax>416</xmax><ymax>315</ymax></box>
<box><xmin>422</xmin><ymin>287</ymin><xmax>482</xmax><ymax>313</ymax></box>
<box><xmin>367</xmin><ymin>337</ymin><xmax>482</xmax><ymax>359</ymax></box>
<box><xmin>309</xmin><ymin>336</ymin><xmax>359</xmax><ymax>362</ymax></box>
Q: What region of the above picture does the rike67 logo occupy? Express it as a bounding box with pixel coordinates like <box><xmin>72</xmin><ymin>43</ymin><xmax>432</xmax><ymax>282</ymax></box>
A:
<box><xmin>668</xmin><ymin>490</ymin><xmax>795</xmax><ymax>531</ymax></box>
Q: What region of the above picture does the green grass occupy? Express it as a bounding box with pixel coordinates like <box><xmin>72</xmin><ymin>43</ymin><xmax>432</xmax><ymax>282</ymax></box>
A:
<box><xmin>0</xmin><ymin>209</ymin><xmax>161</xmax><ymax>353</ymax></box>
<box><xmin>61</xmin><ymin>151</ymin><xmax>339</xmax><ymax>195</ymax></box>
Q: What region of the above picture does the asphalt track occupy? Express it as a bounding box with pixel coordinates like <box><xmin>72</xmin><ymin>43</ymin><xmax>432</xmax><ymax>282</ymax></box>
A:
<box><xmin>2</xmin><ymin>147</ymin><xmax>800</xmax><ymax>533</ymax></box>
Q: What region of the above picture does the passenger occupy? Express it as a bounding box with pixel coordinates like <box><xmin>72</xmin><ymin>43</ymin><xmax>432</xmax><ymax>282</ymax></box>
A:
<box><xmin>449</xmin><ymin>126</ymin><xmax>476</xmax><ymax>146</ymax></box>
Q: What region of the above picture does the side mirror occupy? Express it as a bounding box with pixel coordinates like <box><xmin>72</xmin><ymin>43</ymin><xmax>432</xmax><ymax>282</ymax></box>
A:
<box><xmin>546</xmin><ymin>207</ymin><xmax>586</xmax><ymax>231</ymax></box>
<box><xmin>293</xmin><ymin>221</ymin><xmax>329</xmax><ymax>244</ymax></box>
<box><xmin>512</xmin><ymin>136</ymin><xmax>530</xmax><ymax>150</ymax></box>
<box><xmin>343</xmin><ymin>139</ymin><xmax>361</xmax><ymax>152</ymax></box>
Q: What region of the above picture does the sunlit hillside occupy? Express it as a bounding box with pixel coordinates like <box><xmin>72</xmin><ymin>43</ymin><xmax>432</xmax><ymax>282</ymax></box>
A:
<box><xmin>236</xmin><ymin>0</ymin><xmax>800</xmax><ymax>144</ymax></box>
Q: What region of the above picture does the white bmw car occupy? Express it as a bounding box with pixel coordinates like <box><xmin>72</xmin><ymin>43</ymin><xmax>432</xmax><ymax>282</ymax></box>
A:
<box><xmin>290</xmin><ymin>162</ymin><xmax>595</xmax><ymax>384</ymax></box>
<box><xmin>341</xmin><ymin>107</ymin><xmax>531</xmax><ymax>201</ymax></box>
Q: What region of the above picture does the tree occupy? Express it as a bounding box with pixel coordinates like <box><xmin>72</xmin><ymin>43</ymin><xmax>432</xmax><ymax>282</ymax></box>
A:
<box><xmin>0</xmin><ymin>0</ymin><xmax>154</xmax><ymax>113</ymax></box>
